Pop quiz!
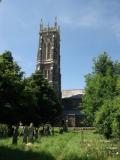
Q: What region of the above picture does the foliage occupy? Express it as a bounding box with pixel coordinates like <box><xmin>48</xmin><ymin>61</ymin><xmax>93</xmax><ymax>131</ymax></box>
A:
<box><xmin>95</xmin><ymin>96</ymin><xmax>120</xmax><ymax>139</ymax></box>
<box><xmin>83</xmin><ymin>52</ymin><xmax>116</xmax><ymax>125</ymax></box>
<box><xmin>83</xmin><ymin>52</ymin><xmax>120</xmax><ymax>139</ymax></box>
<box><xmin>25</xmin><ymin>71</ymin><xmax>62</xmax><ymax>125</ymax></box>
<box><xmin>0</xmin><ymin>51</ymin><xmax>24</xmax><ymax>124</ymax></box>
<box><xmin>0</xmin><ymin>51</ymin><xmax>62</xmax><ymax>125</ymax></box>
<box><xmin>95</xmin><ymin>100</ymin><xmax>113</xmax><ymax>139</ymax></box>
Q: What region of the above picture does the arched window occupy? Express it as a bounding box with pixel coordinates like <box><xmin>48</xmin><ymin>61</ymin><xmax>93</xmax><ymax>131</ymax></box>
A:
<box><xmin>43</xmin><ymin>43</ymin><xmax>46</xmax><ymax>60</ymax></box>
<box><xmin>47</xmin><ymin>43</ymin><xmax>51</xmax><ymax>60</ymax></box>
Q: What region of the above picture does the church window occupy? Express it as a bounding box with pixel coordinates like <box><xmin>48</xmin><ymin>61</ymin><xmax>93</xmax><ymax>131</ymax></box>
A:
<box><xmin>46</xmin><ymin>43</ymin><xmax>51</xmax><ymax>60</ymax></box>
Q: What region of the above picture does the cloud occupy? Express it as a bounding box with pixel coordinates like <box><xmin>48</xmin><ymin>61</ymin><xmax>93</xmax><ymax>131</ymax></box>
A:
<box><xmin>57</xmin><ymin>0</ymin><xmax>120</xmax><ymax>44</ymax></box>
<box><xmin>58</xmin><ymin>1</ymin><xmax>103</xmax><ymax>28</ymax></box>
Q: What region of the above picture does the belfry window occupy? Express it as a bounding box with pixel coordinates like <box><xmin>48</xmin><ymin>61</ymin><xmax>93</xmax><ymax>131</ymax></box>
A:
<box><xmin>46</xmin><ymin>43</ymin><xmax>51</xmax><ymax>60</ymax></box>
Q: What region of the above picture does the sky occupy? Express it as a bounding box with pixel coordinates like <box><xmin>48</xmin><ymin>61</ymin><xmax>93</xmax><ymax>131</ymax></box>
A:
<box><xmin>0</xmin><ymin>0</ymin><xmax>120</xmax><ymax>90</ymax></box>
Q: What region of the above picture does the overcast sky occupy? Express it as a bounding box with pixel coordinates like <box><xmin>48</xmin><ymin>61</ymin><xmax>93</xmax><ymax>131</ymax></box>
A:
<box><xmin>0</xmin><ymin>0</ymin><xmax>120</xmax><ymax>90</ymax></box>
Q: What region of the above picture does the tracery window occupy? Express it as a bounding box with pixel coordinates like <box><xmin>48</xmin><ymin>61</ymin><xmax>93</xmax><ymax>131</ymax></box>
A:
<box><xmin>46</xmin><ymin>43</ymin><xmax>51</xmax><ymax>60</ymax></box>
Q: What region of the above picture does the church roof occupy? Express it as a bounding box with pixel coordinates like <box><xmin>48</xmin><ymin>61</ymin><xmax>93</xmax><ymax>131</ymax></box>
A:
<box><xmin>64</xmin><ymin>109</ymin><xmax>84</xmax><ymax>116</ymax></box>
<box><xmin>62</xmin><ymin>89</ymin><xmax>85</xmax><ymax>99</ymax></box>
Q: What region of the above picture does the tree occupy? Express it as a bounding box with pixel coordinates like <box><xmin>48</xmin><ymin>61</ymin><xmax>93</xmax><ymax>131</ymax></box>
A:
<box><xmin>83</xmin><ymin>52</ymin><xmax>120</xmax><ymax>126</ymax></box>
<box><xmin>24</xmin><ymin>71</ymin><xmax>62</xmax><ymax>125</ymax></box>
<box><xmin>0</xmin><ymin>51</ymin><xmax>62</xmax><ymax>125</ymax></box>
<box><xmin>0</xmin><ymin>51</ymin><xmax>24</xmax><ymax>124</ymax></box>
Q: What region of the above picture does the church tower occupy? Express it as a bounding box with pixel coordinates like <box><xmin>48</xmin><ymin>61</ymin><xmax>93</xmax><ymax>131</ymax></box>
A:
<box><xmin>36</xmin><ymin>19</ymin><xmax>61</xmax><ymax>98</ymax></box>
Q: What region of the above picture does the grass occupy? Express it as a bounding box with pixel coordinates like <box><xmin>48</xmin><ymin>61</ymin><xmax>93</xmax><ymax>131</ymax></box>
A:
<box><xmin>0</xmin><ymin>129</ymin><xmax>120</xmax><ymax>160</ymax></box>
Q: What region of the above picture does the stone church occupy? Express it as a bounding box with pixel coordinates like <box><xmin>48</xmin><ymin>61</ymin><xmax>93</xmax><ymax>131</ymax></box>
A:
<box><xmin>36</xmin><ymin>20</ymin><xmax>84</xmax><ymax>127</ymax></box>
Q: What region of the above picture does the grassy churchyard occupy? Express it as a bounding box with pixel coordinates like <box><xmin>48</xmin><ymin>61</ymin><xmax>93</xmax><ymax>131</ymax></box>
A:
<box><xmin>0</xmin><ymin>129</ymin><xmax>120</xmax><ymax>160</ymax></box>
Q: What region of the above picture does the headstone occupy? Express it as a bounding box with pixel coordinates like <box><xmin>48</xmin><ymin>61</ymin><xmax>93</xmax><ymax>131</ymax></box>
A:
<box><xmin>28</xmin><ymin>123</ymin><xmax>34</xmax><ymax>143</ymax></box>
<box><xmin>59</xmin><ymin>127</ymin><xmax>63</xmax><ymax>134</ymax></box>
<box><xmin>34</xmin><ymin>128</ymin><xmax>39</xmax><ymax>140</ymax></box>
<box><xmin>63</xmin><ymin>120</ymin><xmax>68</xmax><ymax>132</ymax></box>
<box><xmin>44</xmin><ymin>124</ymin><xmax>51</xmax><ymax>136</ymax></box>
<box><xmin>23</xmin><ymin>126</ymin><xmax>28</xmax><ymax>143</ymax></box>
<box><xmin>61</xmin><ymin>120</ymin><xmax>68</xmax><ymax>132</ymax></box>
<box><xmin>12</xmin><ymin>125</ymin><xmax>18</xmax><ymax>144</ymax></box>
<box><xmin>19</xmin><ymin>121</ymin><xmax>23</xmax><ymax>136</ymax></box>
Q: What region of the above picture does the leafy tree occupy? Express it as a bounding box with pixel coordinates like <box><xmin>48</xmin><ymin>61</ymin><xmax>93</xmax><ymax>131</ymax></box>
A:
<box><xmin>83</xmin><ymin>52</ymin><xmax>120</xmax><ymax>126</ymax></box>
<box><xmin>83</xmin><ymin>52</ymin><xmax>120</xmax><ymax>139</ymax></box>
<box><xmin>0</xmin><ymin>51</ymin><xmax>24</xmax><ymax>124</ymax></box>
<box><xmin>0</xmin><ymin>51</ymin><xmax>62</xmax><ymax>126</ymax></box>
<box><xmin>25</xmin><ymin>71</ymin><xmax>62</xmax><ymax>125</ymax></box>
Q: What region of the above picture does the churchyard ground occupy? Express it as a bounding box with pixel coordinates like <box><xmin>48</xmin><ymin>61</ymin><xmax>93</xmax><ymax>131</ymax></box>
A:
<box><xmin>0</xmin><ymin>129</ymin><xmax>120</xmax><ymax>160</ymax></box>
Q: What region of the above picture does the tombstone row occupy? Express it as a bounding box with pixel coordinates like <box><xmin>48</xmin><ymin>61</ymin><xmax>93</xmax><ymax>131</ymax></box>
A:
<box><xmin>12</xmin><ymin>123</ymin><xmax>37</xmax><ymax>144</ymax></box>
<box><xmin>12</xmin><ymin>120</ymin><xmax>68</xmax><ymax>145</ymax></box>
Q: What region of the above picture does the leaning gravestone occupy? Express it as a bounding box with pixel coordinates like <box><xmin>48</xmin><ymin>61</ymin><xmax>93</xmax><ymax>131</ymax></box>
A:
<box><xmin>23</xmin><ymin>126</ymin><xmax>28</xmax><ymax>143</ymax></box>
<box><xmin>12</xmin><ymin>125</ymin><xmax>19</xmax><ymax>144</ymax></box>
<box><xmin>28</xmin><ymin>123</ymin><xmax>34</xmax><ymax>143</ymax></box>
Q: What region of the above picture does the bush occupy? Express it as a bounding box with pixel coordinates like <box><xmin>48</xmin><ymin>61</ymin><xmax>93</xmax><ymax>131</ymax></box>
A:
<box><xmin>95</xmin><ymin>96</ymin><xmax>120</xmax><ymax>139</ymax></box>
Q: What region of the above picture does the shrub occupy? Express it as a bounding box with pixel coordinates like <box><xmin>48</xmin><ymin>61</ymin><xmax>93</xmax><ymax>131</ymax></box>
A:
<box><xmin>95</xmin><ymin>96</ymin><xmax>120</xmax><ymax>139</ymax></box>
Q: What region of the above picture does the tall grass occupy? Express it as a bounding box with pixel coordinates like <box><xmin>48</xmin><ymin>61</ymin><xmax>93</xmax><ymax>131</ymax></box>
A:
<box><xmin>0</xmin><ymin>130</ymin><xmax>120</xmax><ymax>160</ymax></box>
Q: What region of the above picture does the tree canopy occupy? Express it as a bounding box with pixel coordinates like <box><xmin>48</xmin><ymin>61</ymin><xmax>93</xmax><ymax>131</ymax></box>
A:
<box><xmin>22</xmin><ymin>71</ymin><xmax>62</xmax><ymax>125</ymax></box>
<box><xmin>0</xmin><ymin>51</ymin><xmax>62</xmax><ymax>125</ymax></box>
<box><xmin>0</xmin><ymin>51</ymin><xmax>24</xmax><ymax>124</ymax></box>
<box><xmin>83</xmin><ymin>52</ymin><xmax>120</xmax><ymax>139</ymax></box>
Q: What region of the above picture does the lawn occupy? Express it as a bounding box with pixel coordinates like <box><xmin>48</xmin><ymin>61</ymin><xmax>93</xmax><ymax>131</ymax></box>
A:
<box><xmin>0</xmin><ymin>129</ymin><xmax>120</xmax><ymax>160</ymax></box>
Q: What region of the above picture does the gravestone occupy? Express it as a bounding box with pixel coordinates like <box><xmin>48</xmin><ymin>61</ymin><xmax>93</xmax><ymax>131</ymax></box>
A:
<box><xmin>63</xmin><ymin>120</ymin><xmax>68</xmax><ymax>132</ymax></box>
<box><xmin>34</xmin><ymin>128</ymin><xmax>39</xmax><ymax>140</ymax></box>
<box><xmin>44</xmin><ymin>124</ymin><xmax>51</xmax><ymax>136</ymax></box>
<box><xmin>28</xmin><ymin>123</ymin><xmax>34</xmax><ymax>143</ymax></box>
<box><xmin>61</xmin><ymin>120</ymin><xmax>68</xmax><ymax>132</ymax></box>
<box><xmin>12</xmin><ymin>125</ymin><xmax>19</xmax><ymax>144</ymax></box>
<box><xmin>23</xmin><ymin>126</ymin><xmax>28</xmax><ymax>143</ymax></box>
